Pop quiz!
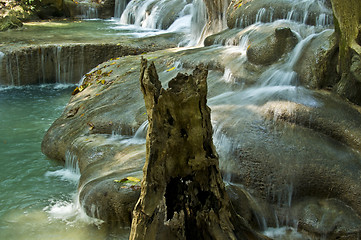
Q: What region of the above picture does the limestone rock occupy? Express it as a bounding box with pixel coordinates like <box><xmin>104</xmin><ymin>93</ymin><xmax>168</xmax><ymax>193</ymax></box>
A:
<box><xmin>226</xmin><ymin>0</ymin><xmax>332</xmax><ymax>29</ymax></box>
<box><xmin>350</xmin><ymin>54</ymin><xmax>361</xmax><ymax>83</ymax></box>
<box><xmin>293</xmin><ymin>198</ymin><xmax>361</xmax><ymax>239</ymax></box>
<box><xmin>41</xmin><ymin>47</ymin><xmax>361</xmax><ymax>238</ymax></box>
<box><xmin>247</xmin><ymin>27</ymin><xmax>298</xmax><ymax>66</ymax></box>
<box><xmin>71</xmin><ymin>135</ymin><xmax>144</xmax><ymax>226</ymax></box>
<box><xmin>295</xmin><ymin>29</ymin><xmax>338</xmax><ymax>89</ymax></box>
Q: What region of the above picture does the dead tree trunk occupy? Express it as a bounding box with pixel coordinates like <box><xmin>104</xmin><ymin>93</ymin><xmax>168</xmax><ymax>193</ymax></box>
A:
<box><xmin>129</xmin><ymin>58</ymin><xmax>260</xmax><ymax>240</ymax></box>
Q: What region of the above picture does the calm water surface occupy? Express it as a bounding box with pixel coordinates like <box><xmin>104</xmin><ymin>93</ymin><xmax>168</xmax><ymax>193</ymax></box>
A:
<box><xmin>0</xmin><ymin>84</ymin><xmax>125</xmax><ymax>240</ymax></box>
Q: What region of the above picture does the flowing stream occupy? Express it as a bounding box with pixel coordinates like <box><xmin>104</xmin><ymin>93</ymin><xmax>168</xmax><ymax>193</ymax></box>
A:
<box><xmin>2</xmin><ymin>0</ymin><xmax>356</xmax><ymax>239</ymax></box>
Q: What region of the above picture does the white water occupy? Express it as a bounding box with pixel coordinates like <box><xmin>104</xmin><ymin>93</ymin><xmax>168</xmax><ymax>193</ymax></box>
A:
<box><xmin>45</xmin><ymin>150</ymin><xmax>81</xmax><ymax>182</ymax></box>
<box><xmin>0</xmin><ymin>0</ymin><xmax>342</xmax><ymax>238</ymax></box>
<box><xmin>114</xmin><ymin>0</ymin><xmax>128</xmax><ymax>19</ymax></box>
<box><xmin>79</xmin><ymin>0</ymin><xmax>99</xmax><ymax>19</ymax></box>
<box><xmin>207</xmin><ymin>16</ymin><xmax>333</xmax><ymax>234</ymax></box>
<box><xmin>235</xmin><ymin>0</ymin><xmax>332</xmax><ymax>28</ymax></box>
<box><xmin>0</xmin><ymin>51</ymin><xmax>4</xmax><ymax>83</ymax></box>
<box><xmin>119</xmin><ymin>0</ymin><xmax>208</xmax><ymax>45</ymax></box>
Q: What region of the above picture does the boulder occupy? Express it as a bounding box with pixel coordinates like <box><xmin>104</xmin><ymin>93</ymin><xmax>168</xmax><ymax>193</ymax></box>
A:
<box><xmin>35</xmin><ymin>0</ymin><xmax>64</xmax><ymax>19</ymax></box>
<box><xmin>295</xmin><ymin>29</ymin><xmax>338</xmax><ymax>89</ymax></box>
<box><xmin>293</xmin><ymin>198</ymin><xmax>361</xmax><ymax>239</ymax></box>
<box><xmin>70</xmin><ymin>135</ymin><xmax>144</xmax><ymax>226</ymax></box>
<box><xmin>247</xmin><ymin>26</ymin><xmax>298</xmax><ymax>66</ymax></box>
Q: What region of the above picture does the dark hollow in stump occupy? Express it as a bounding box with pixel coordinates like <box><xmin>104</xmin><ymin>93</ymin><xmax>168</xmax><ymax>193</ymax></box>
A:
<box><xmin>129</xmin><ymin>58</ymin><xmax>262</xmax><ymax>240</ymax></box>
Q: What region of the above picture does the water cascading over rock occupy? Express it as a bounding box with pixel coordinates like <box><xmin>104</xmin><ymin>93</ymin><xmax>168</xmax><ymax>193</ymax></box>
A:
<box><xmin>130</xmin><ymin>58</ymin><xmax>263</xmax><ymax>240</ymax></box>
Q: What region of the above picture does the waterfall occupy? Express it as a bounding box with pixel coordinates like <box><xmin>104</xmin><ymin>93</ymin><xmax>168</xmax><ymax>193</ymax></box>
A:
<box><xmin>120</xmin><ymin>0</ymin><xmax>191</xmax><ymax>30</ymax></box>
<box><xmin>187</xmin><ymin>0</ymin><xmax>207</xmax><ymax>46</ymax></box>
<box><xmin>133</xmin><ymin>120</ymin><xmax>148</xmax><ymax>140</ymax></box>
<box><xmin>0</xmin><ymin>51</ymin><xmax>4</xmax><ymax>85</ymax></box>
<box><xmin>78</xmin><ymin>0</ymin><xmax>99</xmax><ymax>19</ymax></box>
<box><xmin>114</xmin><ymin>0</ymin><xmax>128</xmax><ymax>18</ymax></box>
<box><xmin>235</xmin><ymin>0</ymin><xmax>333</xmax><ymax>28</ymax></box>
<box><xmin>6</xmin><ymin>53</ymin><xmax>15</xmax><ymax>85</ymax></box>
<box><xmin>65</xmin><ymin>150</ymin><xmax>81</xmax><ymax>175</ymax></box>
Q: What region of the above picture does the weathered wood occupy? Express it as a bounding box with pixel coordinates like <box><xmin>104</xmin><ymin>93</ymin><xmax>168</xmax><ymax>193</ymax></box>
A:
<box><xmin>129</xmin><ymin>58</ymin><xmax>260</xmax><ymax>240</ymax></box>
<box><xmin>331</xmin><ymin>0</ymin><xmax>361</xmax><ymax>73</ymax></box>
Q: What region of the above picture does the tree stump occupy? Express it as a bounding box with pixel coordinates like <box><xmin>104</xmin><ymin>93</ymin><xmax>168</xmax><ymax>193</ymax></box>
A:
<box><xmin>129</xmin><ymin>58</ymin><xmax>260</xmax><ymax>240</ymax></box>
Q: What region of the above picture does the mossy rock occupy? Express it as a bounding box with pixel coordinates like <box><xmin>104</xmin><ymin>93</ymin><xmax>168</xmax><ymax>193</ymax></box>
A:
<box><xmin>0</xmin><ymin>15</ymin><xmax>23</xmax><ymax>31</ymax></box>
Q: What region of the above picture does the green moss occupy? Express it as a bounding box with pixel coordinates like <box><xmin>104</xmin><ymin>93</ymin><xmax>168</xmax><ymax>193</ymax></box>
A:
<box><xmin>331</xmin><ymin>0</ymin><xmax>361</xmax><ymax>73</ymax></box>
<box><xmin>0</xmin><ymin>15</ymin><xmax>23</xmax><ymax>31</ymax></box>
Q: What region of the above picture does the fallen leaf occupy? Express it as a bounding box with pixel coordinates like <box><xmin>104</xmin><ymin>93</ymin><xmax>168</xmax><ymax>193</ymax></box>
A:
<box><xmin>166</xmin><ymin>66</ymin><xmax>176</xmax><ymax>72</ymax></box>
<box><xmin>87</xmin><ymin>122</ymin><xmax>95</xmax><ymax>130</ymax></box>
<box><xmin>126</xmin><ymin>177</ymin><xmax>141</xmax><ymax>182</ymax></box>
<box><xmin>72</xmin><ymin>87</ymin><xmax>80</xmax><ymax>95</ymax></box>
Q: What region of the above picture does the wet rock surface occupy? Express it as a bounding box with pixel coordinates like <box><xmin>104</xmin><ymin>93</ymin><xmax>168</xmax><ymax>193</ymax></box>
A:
<box><xmin>226</xmin><ymin>0</ymin><xmax>333</xmax><ymax>29</ymax></box>
<box><xmin>0</xmin><ymin>21</ymin><xmax>183</xmax><ymax>85</ymax></box>
<box><xmin>246</xmin><ymin>27</ymin><xmax>298</xmax><ymax>66</ymax></box>
<box><xmin>38</xmin><ymin>2</ymin><xmax>361</xmax><ymax>237</ymax></box>
<box><xmin>295</xmin><ymin>29</ymin><xmax>338</xmax><ymax>89</ymax></box>
<box><xmin>42</xmin><ymin>44</ymin><xmax>361</xmax><ymax>239</ymax></box>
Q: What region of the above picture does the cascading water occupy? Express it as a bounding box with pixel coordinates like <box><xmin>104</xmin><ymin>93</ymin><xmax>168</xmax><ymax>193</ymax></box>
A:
<box><xmin>78</xmin><ymin>0</ymin><xmax>99</xmax><ymax>19</ymax></box>
<box><xmin>0</xmin><ymin>46</ymin><xmax>85</xmax><ymax>85</ymax></box>
<box><xmin>0</xmin><ymin>51</ymin><xmax>4</xmax><ymax>84</ymax></box>
<box><xmin>233</xmin><ymin>0</ymin><xmax>333</xmax><ymax>28</ymax></box>
<box><xmin>4</xmin><ymin>0</ymin><xmax>361</xmax><ymax>239</ymax></box>
<box><xmin>187</xmin><ymin>0</ymin><xmax>207</xmax><ymax>45</ymax></box>
<box><xmin>114</xmin><ymin>0</ymin><xmax>129</xmax><ymax>18</ymax></box>
<box><xmin>201</xmin><ymin>2</ymin><xmax>335</xmax><ymax>235</ymax></box>
<box><xmin>118</xmin><ymin>0</ymin><xmax>209</xmax><ymax>45</ymax></box>
<box><xmin>120</xmin><ymin>0</ymin><xmax>190</xmax><ymax>29</ymax></box>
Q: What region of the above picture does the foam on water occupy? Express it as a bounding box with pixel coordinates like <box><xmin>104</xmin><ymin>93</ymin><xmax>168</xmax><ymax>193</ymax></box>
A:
<box><xmin>45</xmin><ymin>169</ymin><xmax>80</xmax><ymax>183</ymax></box>
<box><xmin>39</xmin><ymin>83</ymin><xmax>77</xmax><ymax>89</ymax></box>
<box><xmin>263</xmin><ymin>227</ymin><xmax>306</xmax><ymax>239</ymax></box>
<box><xmin>45</xmin><ymin>195</ymin><xmax>104</xmax><ymax>226</ymax></box>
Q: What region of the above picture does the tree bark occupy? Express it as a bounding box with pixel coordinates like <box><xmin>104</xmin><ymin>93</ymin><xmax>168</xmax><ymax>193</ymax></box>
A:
<box><xmin>129</xmin><ymin>58</ymin><xmax>260</xmax><ymax>240</ymax></box>
<box><xmin>331</xmin><ymin>0</ymin><xmax>361</xmax><ymax>73</ymax></box>
<box><xmin>330</xmin><ymin>0</ymin><xmax>361</xmax><ymax>105</ymax></box>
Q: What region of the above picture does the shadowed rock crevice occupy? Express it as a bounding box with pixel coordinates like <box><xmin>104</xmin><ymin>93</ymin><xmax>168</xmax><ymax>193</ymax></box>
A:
<box><xmin>130</xmin><ymin>58</ymin><xmax>263</xmax><ymax>240</ymax></box>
